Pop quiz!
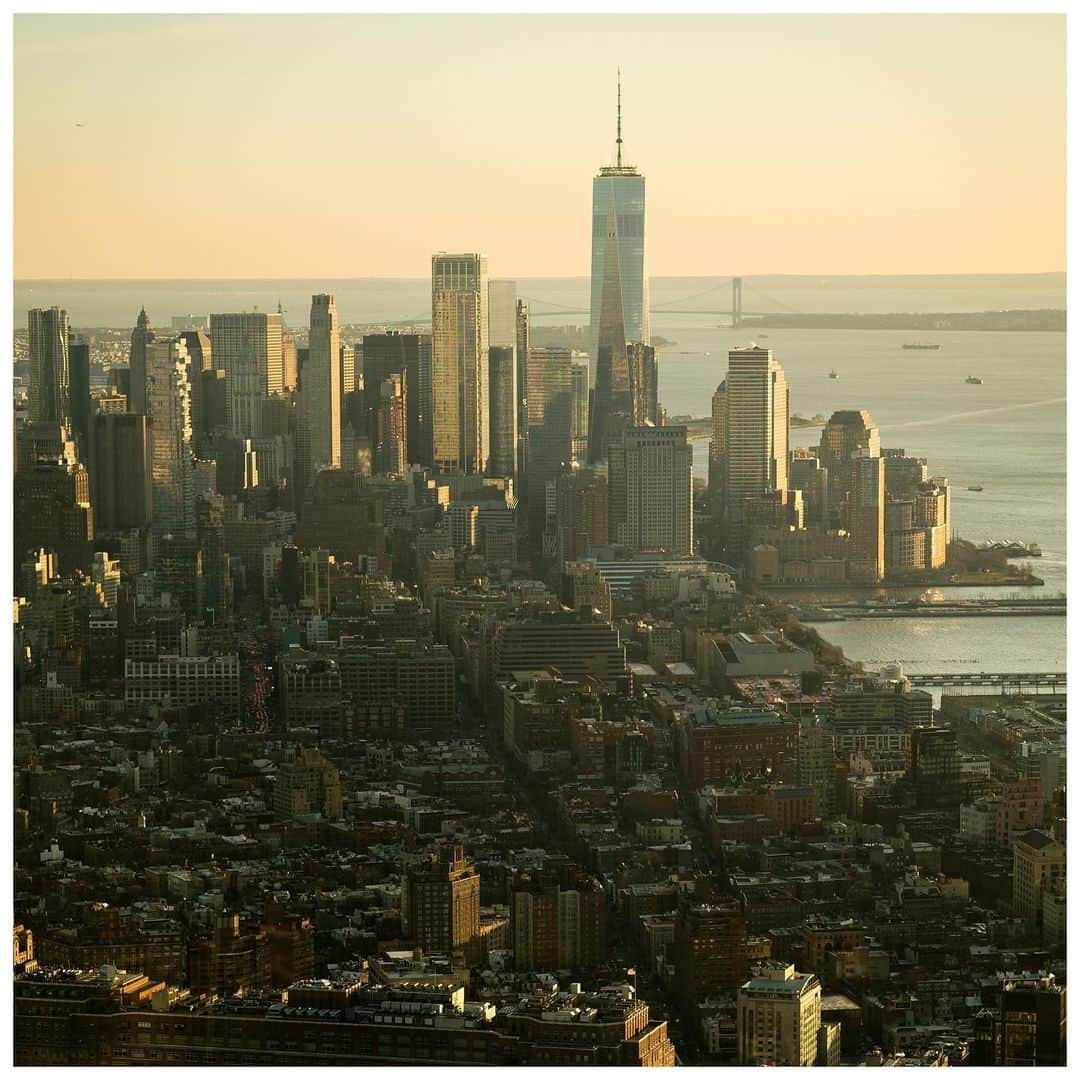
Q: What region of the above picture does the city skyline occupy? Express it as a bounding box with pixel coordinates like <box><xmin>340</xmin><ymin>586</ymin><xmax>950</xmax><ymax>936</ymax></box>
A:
<box><xmin>14</xmin><ymin>13</ymin><xmax>1064</xmax><ymax>279</ymax></box>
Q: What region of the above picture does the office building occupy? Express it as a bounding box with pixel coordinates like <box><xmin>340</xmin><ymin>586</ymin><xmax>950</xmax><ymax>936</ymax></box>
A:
<box><xmin>91</xmin><ymin>552</ymin><xmax>120</xmax><ymax>609</ymax></box>
<box><xmin>302</xmin><ymin>294</ymin><xmax>342</xmax><ymax>475</ymax></box>
<box><xmin>724</xmin><ymin>346</ymin><xmax>789</xmax><ymax>524</ymax></box>
<box><xmin>209</xmin><ymin>311</ymin><xmax>284</xmax><ymax>437</ymax></box>
<box><xmin>619</xmin><ymin>425</ymin><xmax>693</xmax><ymax>556</ymax></box>
<box><xmin>737</xmin><ymin>963</ymin><xmax>823</xmax><ymax>1067</ymax></box>
<box><xmin>293</xmin><ymin>469</ymin><xmax>385</xmax><ymax>564</ymax></box>
<box><xmin>28</xmin><ymin>307</ymin><xmax>70</xmax><ymax>425</ymax></box>
<box><xmin>819</xmin><ymin>410</ymin><xmax>880</xmax><ymax>526</ymax></box>
<box><xmin>848</xmin><ymin>449</ymin><xmax>885</xmax><ymax>581</ymax></box>
<box><xmin>145</xmin><ymin>338</ymin><xmax>194</xmax><ymax>537</ymax></box>
<box><xmin>14</xmin><ymin>462</ymin><xmax>94</xmax><ymax>577</ymax></box>
<box><xmin>432</xmin><ymin>252</ymin><xmax>489</xmax><ymax>474</ymax></box>
<box><xmin>375</xmin><ymin>375</ymin><xmax>407</xmax><ymax>475</ymax></box>
<box><xmin>627</xmin><ymin>342</ymin><xmax>658</xmax><ymax>426</ymax></box>
<box><xmin>281</xmin><ymin>328</ymin><xmax>298</xmax><ymax>391</ymax></box>
<box><xmin>88</xmin><ymin>414</ymin><xmax>152</xmax><ymax>547</ymax></box>
<box><xmin>589</xmin><ymin>77</ymin><xmax>648</xmax><ymax>462</ymax></box>
<box><xmin>124</xmin><ymin>654</ymin><xmax>241</xmax><ymax>716</ymax></box>
<box><xmin>362</xmin><ymin>331</ymin><xmax>429</xmax><ymax>466</ymax></box>
<box><xmin>340</xmin><ymin>342</ymin><xmax>356</xmax><ymax>399</ymax></box>
<box><xmin>68</xmin><ymin>337</ymin><xmax>91</xmax><ymax>454</ymax></box>
<box><xmin>709</xmin><ymin>382</ymin><xmax>726</xmax><ymax>502</ymax></box>
<box><xmin>403</xmin><ymin>846</ymin><xmax>481</xmax><ymax>965</ymax></box>
<box><xmin>524</xmin><ymin>347</ymin><xmax>576</xmax><ymax>539</ymax></box>
<box><xmin>178</xmin><ymin>328</ymin><xmax>213</xmax><ymax>450</ymax></box>
<box><xmin>516</xmin><ymin>300</ymin><xmax>530</xmax><ymax>473</ymax></box>
<box><xmin>127</xmin><ymin>307</ymin><xmax>154</xmax><ymax>415</ymax></box>
<box><xmin>492</xmin><ymin>609</ymin><xmax>626</xmax><ymax>684</ymax></box>
<box><xmin>554</xmin><ymin>466</ymin><xmax>609</xmax><ymax>567</ymax></box>
<box><xmin>789</xmin><ymin>448</ymin><xmax>827</xmax><ymax>526</ymax></box>
<box><xmin>488</xmin><ymin>345</ymin><xmax>517</xmax><ymax>479</ymax></box>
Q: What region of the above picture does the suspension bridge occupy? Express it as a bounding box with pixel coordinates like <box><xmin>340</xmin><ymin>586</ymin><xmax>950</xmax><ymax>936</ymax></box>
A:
<box><xmin>383</xmin><ymin>276</ymin><xmax>796</xmax><ymax>328</ymax></box>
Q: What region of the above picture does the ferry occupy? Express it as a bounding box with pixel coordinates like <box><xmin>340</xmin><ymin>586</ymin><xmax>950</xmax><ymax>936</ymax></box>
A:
<box><xmin>903</xmin><ymin>342</ymin><xmax>940</xmax><ymax>350</ymax></box>
<box><xmin>965</xmin><ymin>376</ymin><xmax>984</xmax><ymax>385</ymax></box>
<box><xmin>828</xmin><ymin>370</ymin><xmax>839</xmax><ymax>379</ymax></box>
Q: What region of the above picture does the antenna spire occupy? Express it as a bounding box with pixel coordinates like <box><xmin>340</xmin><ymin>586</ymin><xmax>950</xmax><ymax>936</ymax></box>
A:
<box><xmin>616</xmin><ymin>68</ymin><xmax>623</xmax><ymax>167</ymax></box>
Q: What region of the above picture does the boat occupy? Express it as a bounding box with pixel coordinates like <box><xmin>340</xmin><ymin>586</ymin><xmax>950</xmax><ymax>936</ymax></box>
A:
<box><xmin>965</xmin><ymin>376</ymin><xmax>983</xmax><ymax>385</ymax></box>
<box><xmin>968</xmin><ymin>485</ymin><xmax>984</xmax><ymax>492</ymax></box>
<box><xmin>903</xmin><ymin>342</ymin><xmax>940</xmax><ymax>350</ymax></box>
<box><xmin>828</xmin><ymin>370</ymin><xmax>839</xmax><ymax>379</ymax></box>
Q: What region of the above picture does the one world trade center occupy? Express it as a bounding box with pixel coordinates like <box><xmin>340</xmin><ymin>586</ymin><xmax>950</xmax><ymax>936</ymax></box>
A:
<box><xmin>588</xmin><ymin>73</ymin><xmax>649</xmax><ymax>463</ymax></box>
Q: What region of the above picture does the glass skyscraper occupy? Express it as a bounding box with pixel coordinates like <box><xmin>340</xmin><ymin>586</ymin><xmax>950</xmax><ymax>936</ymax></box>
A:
<box><xmin>588</xmin><ymin>79</ymin><xmax>649</xmax><ymax>462</ymax></box>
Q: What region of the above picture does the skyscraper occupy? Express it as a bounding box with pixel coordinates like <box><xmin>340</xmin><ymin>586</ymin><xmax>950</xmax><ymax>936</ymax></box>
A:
<box><xmin>362</xmin><ymin>332</ymin><xmax>428</xmax><ymax>467</ymax></box>
<box><xmin>487</xmin><ymin>280</ymin><xmax>518</xmax><ymax>480</ymax></box>
<box><xmin>402</xmin><ymin>846</ymin><xmax>482</xmax><ymax>965</ymax></box>
<box><xmin>28</xmin><ymin>307</ymin><xmax>70</xmax><ymax>425</ymax></box>
<box><xmin>488</xmin><ymin>346</ymin><xmax>517</xmax><ymax>479</ymax></box>
<box><xmin>525</xmin><ymin>346</ymin><xmax>576</xmax><ymax>540</ymax></box>
<box><xmin>619</xmin><ymin>425</ymin><xmax>693</xmax><ymax>556</ymax></box>
<box><xmin>709</xmin><ymin>380</ymin><xmax>727</xmax><ymax>503</ymax></box>
<box><xmin>627</xmin><ymin>342</ymin><xmax>658</xmax><ymax>426</ymax></box>
<box><xmin>819</xmin><ymin>409</ymin><xmax>880</xmax><ymax>527</ymax></box>
<box><xmin>209</xmin><ymin>311</ymin><xmax>284</xmax><ymax>438</ymax></box>
<box><xmin>305</xmin><ymin>294</ymin><xmax>343</xmax><ymax>474</ymax></box>
<box><xmin>375</xmin><ymin>375</ymin><xmax>407</xmax><ymax>475</ymax></box>
<box><xmin>14</xmin><ymin>461</ymin><xmax>94</xmax><ymax>577</ymax></box>
<box><xmin>516</xmin><ymin>300</ymin><xmax>530</xmax><ymax>474</ymax></box>
<box><xmin>68</xmin><ymin>337</ymin><xmax>91</xmax><ymax>454</ymax></box>
<box><xmin>88</xmin><ymin>412</ymin><xmax>152</xmax><ymax>533</ymax></box>
<box><xmin>127</xmin><ymin>307</ymin><xmax>153</xmax><ymax>415</ymax></box>
<box><xmin>848</xmin><ymin>449</ymin><xmax>885</xmax><ymax>581</ymax></box>
<box><xmin>432</xmin><ymin>253</ymin><xmax>489</xmax><ymax>474</ymax></box>
<box><xmin>145</xmin><ymin>338</ymin><xmax>194</xmax><ymax>537</ymax></box>
<box><xmin>724</xmin><ymin>346</ymin><xmax>789</xmax><ymax>523</ymax></box>
<box><xmin>588</xmin><ymin>76</ymin><xmax>649</xmax><ymax>462</ymax></box>
<box><xmin>179</xmin><ymin>328</ymin><xmax>213</xmax><ymax>451</ymax></box>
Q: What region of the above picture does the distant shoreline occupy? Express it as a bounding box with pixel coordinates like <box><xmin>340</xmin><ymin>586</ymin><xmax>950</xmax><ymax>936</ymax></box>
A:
<box><xmin>740</xmin><ymin>309</ymin><xmax>1065</xmax><ymax>332</ymax></box>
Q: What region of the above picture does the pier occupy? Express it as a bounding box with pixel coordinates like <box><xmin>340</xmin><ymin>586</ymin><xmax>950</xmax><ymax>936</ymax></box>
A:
<box><xmin>905</xmin><ymin>672</ymin><xmax>1066</xmax><ymax>692</ymax></box>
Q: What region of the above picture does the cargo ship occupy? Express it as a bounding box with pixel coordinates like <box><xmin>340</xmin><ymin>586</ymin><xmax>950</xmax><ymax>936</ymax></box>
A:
<box><xmin>903</xmin><ymin>342</ymin><xmax>940</xmax><ymax>350</ymax></box>
<box><xmin>965</xmin><ymin>375</ymin><xmax>983</xmax><ymax>385</ymax></box>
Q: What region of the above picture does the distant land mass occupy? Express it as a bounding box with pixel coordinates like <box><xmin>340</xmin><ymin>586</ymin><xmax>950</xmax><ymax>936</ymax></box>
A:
<box><xmin>741</xmin><ymin>309</ymin><xmax>1065</xmax><ymax>332</ymax></box>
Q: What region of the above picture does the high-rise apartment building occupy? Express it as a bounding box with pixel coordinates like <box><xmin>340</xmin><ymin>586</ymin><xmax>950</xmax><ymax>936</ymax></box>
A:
<box><xmin>145</xmin><ymin>338</ymin><xmax>194</xmax><ymax>537</ymax></box>
<box><xmin>555</xmin><ymin>466</ymin><xmax>609</xmax><ymax>567</ymax></box>
<box><xmin>619</xmin><ymin>425</ymin><xmax>693</xmax><ymax>556</ymax></box>
<box><xmin>304</xmin><ymin>294</ymin><xmax>342</xmax><ymax>474</ymax></box>
<box><xmin>431</xmin><ymin>253</ymin><xmax>489</xmax><ymax>474</ymax></box>
<box><xmin>402</xmin><ymin>846</ymin><xmax>481</xmax><ymax>965</ymax></box>
<box><xmin>28</xmin><ymin>307</ymin><xmax>71</xmax><ymax>425</ymax></box>
<box><xmin>209</xmin><ymin>311</ymin><xmax>284</xmax><ymax>438</ymax></box>
<box><xmin>737</xmin><ymin>963</ymin><xmax>824</xmax><ymax>1067</ymax></box>
<box><xmin>724</xmin><ymin>346</ymin><xmax>789</xmax><ymax>523</ymax></box>
<box><xmin>589</xmin><ymin>77</ymin><xmax>648</xmax><ymax>463</ymax></box>
<box><xmin>1012</xmin><ymin>831</ymin><xmax>1067</xmax><ymax>924</ymax></box>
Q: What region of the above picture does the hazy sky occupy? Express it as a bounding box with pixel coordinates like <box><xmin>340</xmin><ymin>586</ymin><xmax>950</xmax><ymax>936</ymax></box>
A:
<box><xmin>14</xmin><ymin>13</ymin><xmax>1065</xmax><ymax>279</ymax></box>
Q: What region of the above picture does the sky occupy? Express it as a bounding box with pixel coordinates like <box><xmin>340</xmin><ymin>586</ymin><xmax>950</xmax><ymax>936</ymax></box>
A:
<box><xmin>13</xmin><ymin>13</ymin><xmax>1066</xmax><ymax>280</ymax></box>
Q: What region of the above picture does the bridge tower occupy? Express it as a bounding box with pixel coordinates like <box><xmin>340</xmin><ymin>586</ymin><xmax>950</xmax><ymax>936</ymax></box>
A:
<box><xmin>732</xmin><ymin>277</ymin><xmax>742</xmax><ymax>328</ymax></box>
